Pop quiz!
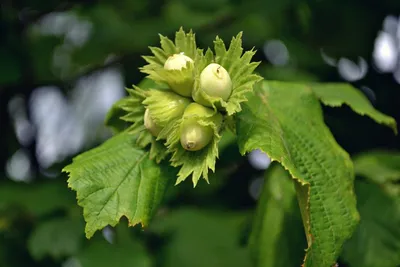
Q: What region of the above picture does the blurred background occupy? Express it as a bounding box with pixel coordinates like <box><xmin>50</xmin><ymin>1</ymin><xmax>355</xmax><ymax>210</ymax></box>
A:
<box><xmin>1</xmin><ymin>0</ymin><xmax>400</xmax><ymax>266</ymax></box>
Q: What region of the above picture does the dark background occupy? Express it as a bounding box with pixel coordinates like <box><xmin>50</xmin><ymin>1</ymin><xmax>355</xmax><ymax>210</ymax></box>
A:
<box><xmin>0</xmin><ymin>0</ymin><xmax>399</xmax><ymax>266</ymax></box>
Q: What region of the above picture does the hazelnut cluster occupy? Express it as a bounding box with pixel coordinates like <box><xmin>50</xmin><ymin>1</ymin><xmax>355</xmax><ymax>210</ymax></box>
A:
<box><xmin>118</xmin><ymin>28</ymin><xmax>261</xmax><ymax>184</ymax></box>
<box><xmin>143</xmin><ymin>52</ymin><xmax>230</xmax><ymax>151</ymax></box>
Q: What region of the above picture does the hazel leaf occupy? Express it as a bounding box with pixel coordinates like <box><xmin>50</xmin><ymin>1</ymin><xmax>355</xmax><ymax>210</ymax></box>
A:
<box><xmin>63</xmin><ymin>133</ymin><xmax>175</xmax><ymax>238</ymax></box>
<box><xmin>237</xmin><ymin>81</ymin><xmax>360</xmax><ymax>267</ymax></box>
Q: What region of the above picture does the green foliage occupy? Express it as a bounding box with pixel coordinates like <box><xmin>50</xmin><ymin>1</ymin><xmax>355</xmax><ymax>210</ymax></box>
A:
<box><xmin>64</xmin><ymin>25</ymin><xmax>399</xmax><ymax>266</ymax></box>
<box><xmin>237</xmin><ymin>80</ymin><xmax>360</xmax><ymax>267</ymax></box>
<box><xmin>150</xmin><ymin>208</ymin><xmax>251</xmax><ymax>267</ymax></box>
<box><xmin>63</xmin><ymin>133</ymin><xmax>175</xmax><ymax>238</ymax></box>
<box><xmin>2</xmin><ymin>1</ymin><xmax>400</xmax><ymax>267</ymax></box>
<box><xmin>112</xmin><ymin>28</ymin><xmax>261</xmax><ymax>185</ymax></box>
<box><xmin>249</xmin><ymin>164</ymin><xmax>306</xmax><ymax>267</ymax></box>
<box><xmin>342</xmin><ymin>181</ymin><xmax>400</xmax><ymax>267</ymax></box>
<box><xmin>28</xmin><ymin>218</ymin><xmax>83</xmax><ymax>260</ymax></box>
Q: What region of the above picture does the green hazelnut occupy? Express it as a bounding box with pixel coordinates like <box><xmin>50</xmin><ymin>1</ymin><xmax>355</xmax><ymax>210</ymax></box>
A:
<box><xmin>179</xmin><ymin>103</ymin><xmax>223</xmax><ymax>151</ymax></box>
<box><xmin>164</xmin><ymin>53</ymin><xmax>194</xmax><ymax>70</ymax></box>
<box><xmin>163</xmin><ymin>53</ymin><xmax>194</xmax><ymax>97</ymax></box>
<box><xmin>180</xmin><ymin>118</ymin><xmax>213</xmax><ymax>151</ymax></box>
<box><xmin>144</xmin><ymin>109</ymin><xmax>162</xmax><ymax>137</ymax></box>
<box><xmin>194</xmin><ymin>63</ymin><xmax>232</xmax><ymax>107</ymax></box>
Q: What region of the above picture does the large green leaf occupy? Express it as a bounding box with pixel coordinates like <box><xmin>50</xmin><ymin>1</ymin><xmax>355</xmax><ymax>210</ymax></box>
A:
<box><xmin>309</xmin><ymin>83</ymin><xmax>397</xmax><ymax>133</ymax></box>
<box><xmin>353</xmin><ymin>150</ymin><xmax>400</xmax><ymax>184</ymax></box>
<box><xmin>237</xmin><ymin>81</ymin><xmax>359</xmax><ymax>267</ymax></box>
<box><xmin>249</xmin><ymin>164</ymin><xmax>306</xmax><ymax>267</ymax></box>
<box><xmin>341</xmin><ymin>181</ymin><xmax>400</xmax><ymax>267</ymax></box>
<box><xmin>28</xmin><ymin>217</ymin><xmax>83</xmax><ymax>260</ymax></box>
<box><xmin>63</xmin><ymin>133</ymin><xmax>175</xmax><ymax>238</ymax></box>
<box><xmin>150</xmin><ymin>208</ymin><xmax>251</xmax><ymax>267</ymax></box>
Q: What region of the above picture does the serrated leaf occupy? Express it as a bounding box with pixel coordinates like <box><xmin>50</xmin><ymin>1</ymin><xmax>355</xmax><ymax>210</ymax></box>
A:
<box><xmin>342</xmin><ymin>181</ymin><xmax>400</xmax><ymax>267</ymax></box>
<box><xmin>28</xmin><ymin>217</ymin><xmax>83</xmax><ymax>260</ymax></box>
<box><xmin>237</xmin><ymin>81</ymin><xmax>359</xmax><ymax>267</ymax></box>
<box><xmin>249</xmin><ymin>164</ymin><xmax>306</xmax><ymax>267</ymax></box>
<box><xmin>63</xmin><ymin>133</ymin><xmax>175</xmax><ymax>238</ymax></box>
<box><xmin>309</xmin><ymin>83</ymin><xmax>397</xmax><ymax>134</ymax></box>
<box><xmin>150</xmin><ymin>208</ymin><xmax>251</xmax><ymax>267</ymax></box>
<box><xmin>353</xmin><ymin>150</ymin><xmax>400</xmax><ymax>184</ymax></box>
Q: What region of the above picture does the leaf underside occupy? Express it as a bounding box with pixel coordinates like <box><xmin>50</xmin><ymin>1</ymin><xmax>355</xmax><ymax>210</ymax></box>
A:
<box><xmin>237</xmin><ymin>81</ymin><xmax>359</xmax><ymax>267</ymax></box>
<box><xmin>309</xmin><ymin>82</ymin><xmax>397</xmax><ymax>134</ymax></box>
<box><xmin>63</xmin><ymin>133</ymin><xmax>174</xmax><ymax>238</ymax></box>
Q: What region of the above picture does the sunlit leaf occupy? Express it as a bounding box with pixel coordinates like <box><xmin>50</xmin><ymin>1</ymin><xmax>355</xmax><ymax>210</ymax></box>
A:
<box><xmin>237</xmin><ymin>81</ymin><xmax>359</xmax><ymax>267</ymax></box>
<box><xmin>63</xmin><ymin>133</ymin><xmax>175</xmax><ymax>238</ymax></box>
